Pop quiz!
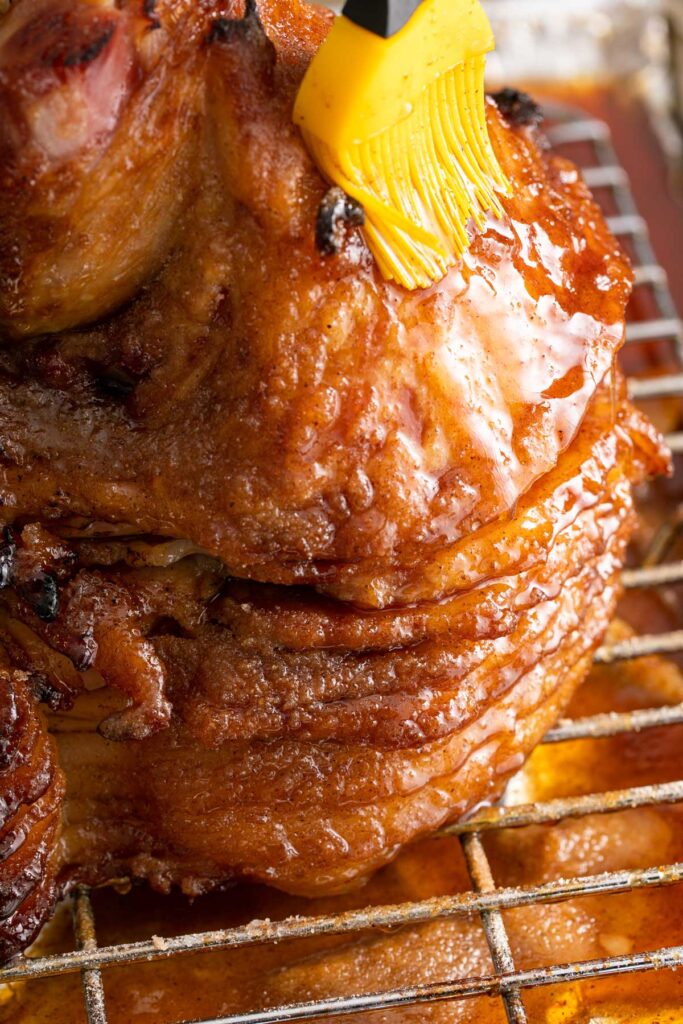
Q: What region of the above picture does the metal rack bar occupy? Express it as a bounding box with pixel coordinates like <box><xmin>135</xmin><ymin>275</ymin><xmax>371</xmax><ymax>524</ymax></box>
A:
<box><xmin>439</xmin><ymin>781</ymin><xmax>683</xmax><ymax>837</ymax></box>
<box><xmin>16</xmin><ymin>786</ymin><xmax>683</xmax><ymax>995</ymax></box>
<box><xmin>630</xmin><ymin>374</ymin><xmax>683</xmax><ymax>399</ymax></box>
<box><xmin>72</xmin><ymin>887</ymin><xmax>109</xmax><ymax>1024</ymax></box>
<box><xmin>8</xmin><ymin>106</ymin><xmax>683</xmax><ymax>1024</ymax></box>
<box><xmin>632</xmin><ymin>264</ymin><xmax>669</xmax><ymax>288</ymax></box>
<box><xmin>544</xmin><ymin>704</ymin><xmax>683</xmax><ymax>743</ymax></box>
<box><xmin>623</xmin><ymin>562</ymin><xmax>683</xmax><ymax>588</ymax></box>
<box><xmin>4</xmin><ymin>864</ymin><xmax>683</xmax><ymax>983</ymax></box>
<box><xmin>666</xmin><ymin>432</ymin><xmax>683</xmax><ymax>453</ymax></box>
<box><xmin>460</xmin><ymin>833</ymin><xmax>527</xmax><ymax>1023</ymax></box>
<box><xmin>581</xmin><ymin>165</ymin><xmax>629</xmax><ymax>189</ymax></box>
<box><xmin>626</xmin><ymin>318</ymin><xmax>683</xmax><ymax>344</ymax></box>
<box><xmin>596</xmin><ymin>630</ymin><xmax>683</xmax><ymax>663</ymax></box>
<box><xmin>607</xmin><ymin>213</ymin><xmax>648</xmax><ymax>237</ymax></box>
<box><xmin>543</xmin><ymin>118</ymin><xmax>610</xmax><ymax>145</ymax></box>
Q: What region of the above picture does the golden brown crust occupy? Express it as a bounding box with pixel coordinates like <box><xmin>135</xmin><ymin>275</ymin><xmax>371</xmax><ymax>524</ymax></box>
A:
<box><xmin>51</xmin><ymin>545</ymin><xmax>618</xmax><ymax>896</ymax></box>
<box><xmin>0</xmin><ymin>0</ymin><xmax>639</xmax><ymax>608</ymax></box>
<box><xmin>13</xmin><ymin>388</ymin><xmax>658</xmax><ymax>897</ymax></box>
<box><xmin>0</xmin><ymin>668</ymin><xmax>64</xmax><ymax>961</ymax></box>
<box><xmin>0</xmin><ymin>0</ymin><xmax>671</xmax><ymax>951</ymax></box>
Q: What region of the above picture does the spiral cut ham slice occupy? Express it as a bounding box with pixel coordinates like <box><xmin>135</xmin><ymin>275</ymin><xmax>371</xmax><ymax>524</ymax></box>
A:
<box><xmin>0</xmin><ymin>669</ymin><xmax>64</xmax><ymax>961</ymax></box>
<box><xmin>0</xmin><ymin>0</ymin><xmax>671</xmax><ymax>958</ymax></box>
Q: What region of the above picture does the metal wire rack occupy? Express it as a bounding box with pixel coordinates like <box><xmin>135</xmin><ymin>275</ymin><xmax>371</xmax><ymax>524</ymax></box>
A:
<box><xmin>3</xmin><ymin>106</ymin><xmax>683</xmax><ymax>1024</ymax></box>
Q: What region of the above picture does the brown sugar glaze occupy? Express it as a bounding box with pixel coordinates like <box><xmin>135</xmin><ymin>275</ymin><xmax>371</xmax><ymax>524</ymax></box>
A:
<box><xmin>3</xmin><ymin>82</ymin><xmax>682</xmax><ymax>1024</ymax></box>
<box><xmin>0</xmin><ymin>0</ymin><xmax>668</xmax><ymax>945</ymax></box>
<box><xmin>0</xmin><ymin>0</ymin><xmax>644</xmax><ymax>607</ymax></box>
<box><xmin>3</xmin><ymin>69</ymin><xmax>683</xmax><ymax>1024</ymax></box>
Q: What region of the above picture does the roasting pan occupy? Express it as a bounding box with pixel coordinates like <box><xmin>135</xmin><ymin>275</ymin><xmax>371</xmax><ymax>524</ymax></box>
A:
<box><xmin>3</xmin><ymin>4</ymin><xmax>683</xmax><ymax>1024</ymax></box>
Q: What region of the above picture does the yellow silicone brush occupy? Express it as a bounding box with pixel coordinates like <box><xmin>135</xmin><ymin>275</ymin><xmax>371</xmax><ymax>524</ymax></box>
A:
<box><xmin>294</xmin><ymin>0</ymin><xmax>509</xmax><ymax>290</ymax></box>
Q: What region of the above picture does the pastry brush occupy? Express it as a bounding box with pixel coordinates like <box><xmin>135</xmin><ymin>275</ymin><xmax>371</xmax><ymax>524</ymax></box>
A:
<box><xmin>294</xmin><ymin>0</ymin><xmax>509</xmax><ymax>290</ymax></box>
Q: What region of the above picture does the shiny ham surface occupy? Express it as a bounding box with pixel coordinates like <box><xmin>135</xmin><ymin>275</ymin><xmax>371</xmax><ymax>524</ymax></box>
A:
<box><xmin>0</xmin><ymin>0</ymin><xmax>670</xmax><ymax>961</ymax></box>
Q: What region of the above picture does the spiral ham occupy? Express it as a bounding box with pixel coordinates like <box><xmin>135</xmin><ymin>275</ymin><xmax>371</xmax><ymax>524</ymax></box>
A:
<box><xmin>0</xmin><ymin>0</ymin><xmax>670</xmax><ymax>958</ymax></box>
<box><xmin>0</xmin><ymin>668</ymin><xmax>64</xmax><ymax>961</ymax></box>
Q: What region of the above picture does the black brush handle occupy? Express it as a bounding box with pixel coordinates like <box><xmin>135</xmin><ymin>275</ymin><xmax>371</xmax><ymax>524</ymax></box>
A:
<box><xmin>342</xmin><ymin>0</ymin><xmax>423</xmax><ymax>38</ymax></box>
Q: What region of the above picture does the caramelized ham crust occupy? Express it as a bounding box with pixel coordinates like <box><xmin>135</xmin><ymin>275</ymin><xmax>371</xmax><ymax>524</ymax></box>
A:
<box><xmin>0</xmin><ymin>0</ymin><xmax>670</xmax><ymax>958</ymax></box>
<box><xmin>0</xmin><ymin>0</ymin><xmax>638</xmax><ymax>605</ymax></box>
<box><xmin>0</xmin><ymin>668</ymin><xmax>64</xmax><ymax>961</ymax></box>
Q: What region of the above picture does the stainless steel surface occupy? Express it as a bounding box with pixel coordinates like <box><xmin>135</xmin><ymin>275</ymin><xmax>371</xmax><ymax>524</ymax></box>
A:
<box><xmin>3</xmin><ymin>107</ymin><xmax>683</xmax><ymax>1024</ymax></box>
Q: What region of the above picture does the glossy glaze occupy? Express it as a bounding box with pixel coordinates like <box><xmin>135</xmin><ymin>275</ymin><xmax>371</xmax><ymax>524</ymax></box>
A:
<box><xmin>0</xmin><ymin>0</ymin><xmax>669</xmax><ymax>963</ymax></box>
<box><xmin>0</xmin><ymin>0</ymin><xmax>636</xmax><ymax>606</ymax></box>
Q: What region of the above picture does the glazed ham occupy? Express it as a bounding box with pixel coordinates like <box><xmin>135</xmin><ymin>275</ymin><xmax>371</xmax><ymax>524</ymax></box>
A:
<box><xmin>0</xmin><ymin>0</ymin><xmax>670</xmax><ymax>959</ymax></box>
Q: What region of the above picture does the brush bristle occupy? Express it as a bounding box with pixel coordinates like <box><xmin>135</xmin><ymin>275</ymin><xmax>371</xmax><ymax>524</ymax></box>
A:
<box><xmin>303</xmin><ymin>56</ymin><xmax>508</xmax><ymax>290</ymax></box>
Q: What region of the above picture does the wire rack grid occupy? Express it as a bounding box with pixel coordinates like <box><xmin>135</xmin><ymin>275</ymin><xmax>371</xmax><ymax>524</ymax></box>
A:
<box><xmin>2</xmin><ymin>106</ymin><xmax>683</xmax><ymax>1024</ymax></box>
